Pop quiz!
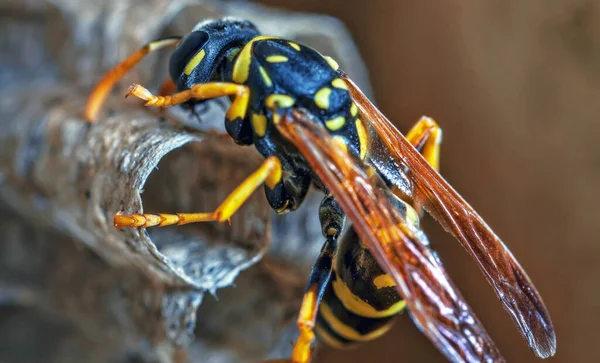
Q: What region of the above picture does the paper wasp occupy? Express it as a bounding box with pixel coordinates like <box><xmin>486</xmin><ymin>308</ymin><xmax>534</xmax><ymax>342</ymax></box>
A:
<box><xmin>85</xmin><ymin>18</ymin><xmax>556</xmax><ymax>362</ymax></box>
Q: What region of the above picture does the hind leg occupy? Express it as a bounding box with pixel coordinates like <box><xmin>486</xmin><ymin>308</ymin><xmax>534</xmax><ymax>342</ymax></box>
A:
<box><xmin>401</xmin><ymin>116</ymin><xmax>443</xmax><ymax>216</ymax></box>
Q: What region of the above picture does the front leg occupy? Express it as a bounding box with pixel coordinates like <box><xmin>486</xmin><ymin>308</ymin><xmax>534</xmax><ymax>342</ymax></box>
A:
<box><xmin>126</xmin><ymin>82</ymin><xmax>253</xmax><ymax>144</ymax></box>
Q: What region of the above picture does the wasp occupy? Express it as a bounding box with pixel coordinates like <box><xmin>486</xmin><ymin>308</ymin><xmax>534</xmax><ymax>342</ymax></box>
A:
<box><xmin>85</xmin><ymin>18</ymin><xmax>556</xmax><ymax>362</ymax></box>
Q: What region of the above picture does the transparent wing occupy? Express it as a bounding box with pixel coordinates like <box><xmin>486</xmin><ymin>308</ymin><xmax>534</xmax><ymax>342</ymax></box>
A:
<box><xmin>341</xmin><ymin>72</ymin><xmax>556</xmax><ymax>358</ymax></box>
<box><xmin>276</xmin><ymin>109</ymin><xmax>504</xmax><ymax>363</ymax></box>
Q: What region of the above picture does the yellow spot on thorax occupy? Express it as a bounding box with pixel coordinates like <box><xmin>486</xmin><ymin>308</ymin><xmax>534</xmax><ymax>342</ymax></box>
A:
<box><xmin>332</xmin><ymin>278</ymin><xmax>406</xmax><ymax>318</ymax></box>
<box><xmin>314</xmin><ymin>87</ymin><xmax>332</xmax><ymax>110</ymax></box>
<box><xmin>331</xmin><ymin>78</ymin><xmax>348</xmax><ymax>90</ymax></box>
<box><xmin>233</xmin><ymin>35</ymin><xmax>277</xmax><ymax>83</ymax></box>
<box><xmin>350</xmin><ymin>102</ymin><xmax>358</xmax><ymax>117</ymax></box>
<box><xmin>266</xmin><ymin>55</ymin><xmax>288</xmax><ymax>63</ymax></box>
<box><xmin>319</xmin><ymin>302</ymin><xmax>394</xmax><ymax>342</ymax></box>
<box><xmin>355</xmin><ymin>118</ymin><xmax>368</xmax><ymax>159</ymax></box>
<box><xmin>323</xmin><ymin>56</ymin><xmax>339</xmax><ymax>70</ymax></box>
<box><xmin>265</xmin><ymin>94</ymin><xmax>295</xmax><ymax>109</ymax></box>
<box><xmin>251</xmin><ymin>113</ymin><xmax>267</xmax><ymax>137</ymax></box>
<box><xmin>326</xmin><ymin>116</ymin><xmax>346</xmax><ymax>131</ymax></box>
<box><xmin>373</xmin><ymin>274</ymin><xmax>396</xmax><ymax>289</ymax></box>
<box><xmin>258</xmin><ymin>66</ymin><xmax>272</xmax><ymax>87</ymax></box>
<box><xmin>184</xmin><ymin>49</ymin><xmax>205</xmax><ymax>75</ymax></box>
<box><xmin>288</xmin><ymin>41</ymin><xmax>301</xmax><ymax>51</ymax></box>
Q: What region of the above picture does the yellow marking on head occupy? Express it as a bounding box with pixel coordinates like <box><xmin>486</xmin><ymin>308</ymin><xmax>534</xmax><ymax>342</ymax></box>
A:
<box><xmin>183</xmin><ymin>49</ymin><xmax>206</xmax><ymax>76</ymax></box>
<box><xmin>332</xmin><ymin>135</ymin><xmax>348</xmax><ymax>154</ymax></box>
<box><xmin>266</xmin><ymin>55</ymin><xmax>288</xmax><ymax>63</ymax></box>
<box><xmin>265</xmin><ymin>94</ymin><xmax>295</xmax><ymax>109</ymax></box>
<box><xmin>332</xmin><ymin>278</ymin><xmax>406</xmax><ymax>318</ymax></box>
<box><xmin>233</xmin><ymin>35</ymin><xmax>277</xmax><ymax>83</ymax></box>
<box><xmin>258</xmin><ymin>66</ymin><xmax>273</xmax><ymax>87</ymax></box>
<box><xmin>373</xmin><ymin>274</ymin><xmax>396</xmax><ymax>289</ymax></box>
<box><xmin>314</xmin><ymin>87</ymin><xmax>332</xmax><ymax>110</ymax></box>
<box><xmin>326</xmin><ymin>116</ymin><xmax>346</xmax><ymax>131</ymax></box>
<box><xmin>324</xmin><ymin>56</ymin><xmax>339</xmax><ymax>70</ymax></box>
<box><xmin>251</xmin><ymin>113</ymin><xmax>268</xmax><ymax>137</ymax></box>
<box><xmin>355</xmin><ymin>118</ymin><xmax>368</xmax><ymax>159</ymax></box>
<box><xmin>320</xmin><ymin>302</ymin><xmax>394</xmax><ymax>341</ymax></box>
<box><xmin>350</xmin><ymin>102</ymin><xmax>358</xmax><ymax>117</ymax></box>
<box><xmin>314</xmin><ymin>325</ymin><xmax>346</xmax><ymax>349</ymax></box>
<box><xmin>331</xmin><ymin>78</ymin><xmax>348</xmax><ymax>90</ymax></box>
<box><xmin>288</xmin><ymin>41</ymin><xmax>301</xmax><ymax>51</ymax></box>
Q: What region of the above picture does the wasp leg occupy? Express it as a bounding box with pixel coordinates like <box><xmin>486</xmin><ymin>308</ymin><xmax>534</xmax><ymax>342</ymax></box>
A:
<box><xmin>126</xmin><ymin>82</ymin><xmax>251</xmax><ymax>144</ymax></box>
<box><xmin>405</xmin><ymin>116</ymin><xmax>442</xmax><ymax>172</ymax></box>
<box><xmin>292</xmin><ymin>237</ymin><xmax>337</xmax><ymax>363</ymax></box>
<box><xmin>113</xmin><ymin>156</ymin><xmax>282</xmax><ymax>228</ymax></box>
<box><xmin>401</xmin><ymin>116</ymin><xmax>443</xmax><ymax>216</ymax></box>
<box><xmin>288</xmin><ymin>196</ymin><xmax>344</xmax><ymax>363</ymax></box>
<box><xmin>127</xmin><ymin>82</ymin><xmax>249</xmax><ymax>122</ymax></box>
<box><xmin>85</xmin><ymin>36</ymin><xmax>182</xmax><ymax>122</ymax></box>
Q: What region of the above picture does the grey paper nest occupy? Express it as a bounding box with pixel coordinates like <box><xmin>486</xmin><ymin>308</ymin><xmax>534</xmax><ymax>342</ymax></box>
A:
<box><xmin>0</xmin><ymin>1</ymin><xmax>371</xmax><ymax>362</ymax></box>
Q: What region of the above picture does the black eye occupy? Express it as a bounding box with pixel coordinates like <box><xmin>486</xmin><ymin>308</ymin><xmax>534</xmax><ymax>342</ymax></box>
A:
<box><xmin>169</xmin><ymin>31</ymin><xmax>209</xmax><ymax>81</ymax></box>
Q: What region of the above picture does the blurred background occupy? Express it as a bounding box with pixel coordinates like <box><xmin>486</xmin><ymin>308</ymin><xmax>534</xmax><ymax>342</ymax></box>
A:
<box><xmin>1</xmin><ymin>0</ymin><xmax>598</xmax><ymax>362</ymax></box>
<box><xmin>255</xmin><ymin>1</ymin><xmax>596</xmax><ymax>362</ymax></box>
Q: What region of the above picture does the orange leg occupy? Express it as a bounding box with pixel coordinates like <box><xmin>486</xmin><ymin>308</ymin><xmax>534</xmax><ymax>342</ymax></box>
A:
<box><xmin>292</xmin><ymin>285</ymin><xmax>320</xmax><ymax>363</ymax></box>
<box><xmin>403</xmin><ymin>116</ymin><xmax>442</xmax><ymax>215</ymax></box>
<box><xmin>405</xmin><ymin>116</ymin><xmax>442</xmax><ymax>172</ymax></box>
<box><xmin>85</xmin><ymin>36</ymin><xmax>182</xmax><ymax>122</ymax></box>
<box><xmin>126</xmin><ymin>82</ymin><xmax>249</xmax><ymax>123</ymax></box>
<box><xmin>114</xmin><ymin>156</ymin><xmax>282</xmax><ymax>228</ymax></box>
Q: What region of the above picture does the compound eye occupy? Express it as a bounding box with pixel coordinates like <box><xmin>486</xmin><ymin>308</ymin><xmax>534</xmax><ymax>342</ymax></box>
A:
<box><xmin>169</xmin><ymin>31</ymin><xmax>209</xmax><ymax>81</ymax></box>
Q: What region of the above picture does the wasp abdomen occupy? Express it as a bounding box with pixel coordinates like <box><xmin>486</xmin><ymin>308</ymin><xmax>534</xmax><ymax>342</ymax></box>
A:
<box><xmin>315</xmin><ymin>228</ymin><xmax>407</xmax><ymax>347</ymax></box>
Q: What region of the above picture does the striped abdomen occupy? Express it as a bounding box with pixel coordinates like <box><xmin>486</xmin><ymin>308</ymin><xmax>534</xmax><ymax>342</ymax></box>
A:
<box><xmin>315</xmin><ymin>229</ymin><xmax>407</xmax><ymax>347</ymax></box>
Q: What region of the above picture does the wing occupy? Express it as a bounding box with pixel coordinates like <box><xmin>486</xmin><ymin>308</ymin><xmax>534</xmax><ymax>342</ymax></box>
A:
<box><xmin>341</xmin><ymin>72</ymin><xmax>556</xmax><ymax>358</ymax></box>
<box><xmin>276</xmin><ymin>109</ymin><xmax>504</xmax><ymax>363</ymax></box>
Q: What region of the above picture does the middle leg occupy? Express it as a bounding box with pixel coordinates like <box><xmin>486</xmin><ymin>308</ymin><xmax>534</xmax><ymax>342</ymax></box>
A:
<box><xmin>114</xmin><ymin>156</ymin><xmax>282</xmax><ymax>228</ymax></box>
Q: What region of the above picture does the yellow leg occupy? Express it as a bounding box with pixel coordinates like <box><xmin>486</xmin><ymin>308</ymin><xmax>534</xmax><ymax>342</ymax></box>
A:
<box><xmin>405</xmin><ymin>116</ymin><xmax>442</xmax><ymax>172</ymax></box>
<box><xmin>114</xmin><ymin>156</ymin><xmax>282</xmax><ymax>228</ymax></box>
<box><xmin>403</xmin><ymin>116</ymin><xmax>443</xmax><ymax>216</ymax></box>
<box><xmin>126</xmin><ymin>82</ymin><xmax>250</xmax><ymax>123</ymax></box>
<box><xmin>291</xmin><ymin>285</ymin><xmax>319</xmax><ymax>363</ymax></box>
<box><xmin>85</xmin><ymin>36</ymin><xmax>182</xmax><ymax>122</ymax></box>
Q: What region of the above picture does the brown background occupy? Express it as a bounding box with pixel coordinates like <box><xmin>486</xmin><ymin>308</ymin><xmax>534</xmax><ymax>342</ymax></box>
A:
<box><xmin>257</xmin><ymin>1</ymin><xmax>599</xmax><ymax>362</ymax></box>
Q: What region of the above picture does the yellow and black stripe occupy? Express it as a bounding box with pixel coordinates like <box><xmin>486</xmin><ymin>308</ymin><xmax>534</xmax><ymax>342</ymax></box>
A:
<box><xmin>314</xmin><ymin>233</ymin><xmax>406</xmax><ymax>346</ymax></box>
<box><xmin>315</xmin><ymin>274</ymin><xmax>400</xmax><ymax>348</ymax></box>
<box><xmin>315</xmin><ymin>197</ymin><xmax>421</xmax><ymax>347</ymax></box>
